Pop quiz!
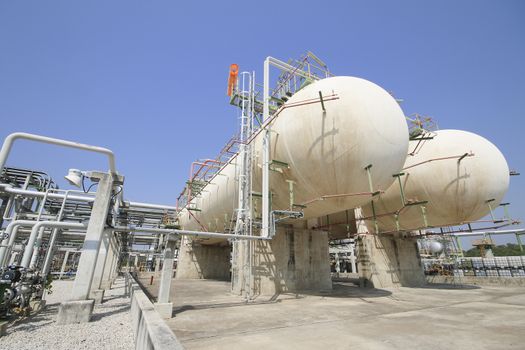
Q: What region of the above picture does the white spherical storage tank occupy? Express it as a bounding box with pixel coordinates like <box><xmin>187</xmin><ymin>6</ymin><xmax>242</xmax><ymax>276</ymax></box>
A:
<box><xmin>362</xmin><ymin>129</ymin><xmax>510</xmax><ymax>232</ymax></box>
<box><xmin>178</xmin><ymin>76</ymin><xmax>409</xmax><ymax>234</ymax></box>
<box><xmin>428</xmin><ymin>241</ymin><xmax>444</xmax><ymax>254</ymax></box>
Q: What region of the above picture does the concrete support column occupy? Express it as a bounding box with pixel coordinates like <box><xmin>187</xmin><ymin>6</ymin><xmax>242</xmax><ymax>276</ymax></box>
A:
<box><xmin>155</xmin><ymin>240</ymin><xmax>176</xmax><ymax>318</ymax></box>
<box><xmin>232</xmin><ymin>226</ymin><xmax>332</xmax><ymax>297</ymax></box>
<box><xmin>58</xmin><ymin>172</ymin><xmax>116</xmax><ymax>324</ymax></box>
<box><xmin>100</xmin><ymin>236</ymin><xmax>116</xmax><ymax>290</ymax></box>
<box><xmin>175</xmin><ymin>236</ymin><xmax>230</xmax><ymax>280</ymax></box>
<box><xmin>109</xmin><ymin>237</ymin><xmax>120</xmax><ymax>282</ymax></box>
<box><xmin>357</xmin><ymin>233</ymin><xmax>426</xmax><ymax>288</ymax></box>
<box><xmin>89</xmin><ymin>229</ymin><xmax>111</xmax><ymax>304</ymax></box>
<box><xmin>350</xmin><ymin>243</ymin><xmax>357</xmax><ymax>273</ymax></box>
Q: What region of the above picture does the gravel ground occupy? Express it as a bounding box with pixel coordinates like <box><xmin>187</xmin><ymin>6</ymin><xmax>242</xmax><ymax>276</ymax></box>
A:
<box><xmin>0</xmin><ymin>277</ymin><xmax>134</xmax><ymax>350</ymax></box>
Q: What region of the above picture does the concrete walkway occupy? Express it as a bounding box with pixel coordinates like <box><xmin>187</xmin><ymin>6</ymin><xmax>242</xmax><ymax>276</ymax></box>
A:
<box><xmin>0</xmin><ymin>277</ymin><xmax>134</xmax><ymax>350</ymax></box>
<box><xmin>140</xmin><ymin>276</ymin><xmax>525</xmax><ymax>350</ymax></box>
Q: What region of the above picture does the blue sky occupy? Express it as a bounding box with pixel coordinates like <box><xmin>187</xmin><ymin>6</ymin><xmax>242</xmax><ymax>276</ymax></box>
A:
<box><xmin>0</xmin><ymin>1</ymin><xmax>523</xmax><ymax>247</ymax></box>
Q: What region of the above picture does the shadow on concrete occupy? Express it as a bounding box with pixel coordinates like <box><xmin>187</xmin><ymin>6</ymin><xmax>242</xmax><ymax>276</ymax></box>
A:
<box><xmin>170</xmin><ymin>281</ymin><xmax>393</xmax><ymax>317</ymax></box>
<box><xmin>101</xmin><ymin>294</ymin><xmax>125</xmax><ymax>302</ymax></box>
<box><xmin>134</xmin><ymin>276</ymin><xmax>158</xmax><ymax>301</ymax></box>
<box><xmin>90</xmin><ymin>303</ymin><xmax>130</xmax><ymax>322</ymax></box>
<box><xmin>172</xmin><ymin>298</ymin><xmax>283</xmax><ymax>317</ymax></box>
<box><xmin>292</xmin><ymin>281</ymin><xmax>392</xmax><ymax>299</ymax></box>
<box><xmin>3</xmin><ymin>302</ymin><xmax>60</xmax><ymax>334</ymax></box>
<box><xmin>421</xmin><ymin>282</ymin><xmax>481</xmax><ymax>290</ymax></box>
<box><xmin>331</xmin><ymin>277</ymin><xmax>360</xmax><ymax>285</ymax></box>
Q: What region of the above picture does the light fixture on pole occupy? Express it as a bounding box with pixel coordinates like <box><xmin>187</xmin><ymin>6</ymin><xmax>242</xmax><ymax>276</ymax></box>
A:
<box><xmin>64</xmin><ymin>169</ymin><xmax>84</xmax><ymax>188</ymax></box>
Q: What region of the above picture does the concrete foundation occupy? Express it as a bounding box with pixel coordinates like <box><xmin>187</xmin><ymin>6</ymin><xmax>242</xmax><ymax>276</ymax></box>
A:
<box><xmin>89</xmin><ymin>289</ymin><xmax>105</xmax><ymax>304</ymax></box>
<box><xmin>357</xmin><ymin>233</ymin><xmax>426</xmax><ymax>288</ymax></box>
<box><xmin>0</xmin><ymin>321</ymin><xmax>7</xmax><ymax>337</ymax></box>
<box><xmin>100</xmin><ymin>279</ymin><xmax>113</xmax><ymax>290</ymax></box>
<box><xmin>175</xmin><ymin>237</ymin><xmax>231</xmax><ymax>280</ymax></box>
<box><xmin>154</xmin><ymin>302</ymin><xmax>173</xmax><ymax>319</ymax></box>
<box><xmin>145</xmin><ymin>279</ymin><xmax>525</xmax><ymax>350</ymax></box>
<box><xmin>233</xmin><ymin>226</ymin><xmax>332</xmax><ymax>297</ymax></box>
<box><xmin>57</xmin><ymin>299</ymin><xmax>95</xmax><ymax>324</ymax></box>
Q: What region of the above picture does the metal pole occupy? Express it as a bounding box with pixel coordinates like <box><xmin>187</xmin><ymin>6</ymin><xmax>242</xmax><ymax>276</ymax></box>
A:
<box><xmin>262</xmin><ymin>57</ymin><xmax>271</xmax><ymax>238</ymax></box>
<box><xmin>41</xmin><ymin>228</ymin><xmax>60</xmax><ymax>277</ymax></box>
<box><xmin>516</xmin><ymin>233</ymin><xmax>524</xmax><ymax>253</ymax></box>
<box><xmin>155</xmin><ymin>234</ymin><xmax>164</xmax><ymax>276</ymax></box>
<box><xmin>41</xmin><ymin>191</ymin><xmax>72</xmax><ymax>276</ymax></box>
<box><xmin>454</xmin><ymin>236</ymin><xmax>464</xmax><ymax>257</ymax></box>
<box><xmin>0</xmin><ymin>196</ymin><xmax>9</xmax><ymax>228</ymax></box>
<box><xmin>59</xmin><ymin>250</ymin><xmax>70</xmax><ymax>280</ymax></box>
<box><xmin>350</xmin><ymin>242</ymin><xmax>357</xmax><ymax>273</ymax></box>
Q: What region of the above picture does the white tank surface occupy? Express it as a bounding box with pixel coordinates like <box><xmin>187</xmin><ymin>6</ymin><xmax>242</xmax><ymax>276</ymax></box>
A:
<box><xmin>428</xmin><ymin>240</ymin><xmax>444</xmax><ymax>254</ymax></box>
<box><xmin>179</xmin><ymin>76</ymin><xmax>409</xmax><ymax>234</ymax></box>
<box><xmin>362</xmin><ymin>129</ymin><xmax>510</xmax><ymax>232</ymax></box>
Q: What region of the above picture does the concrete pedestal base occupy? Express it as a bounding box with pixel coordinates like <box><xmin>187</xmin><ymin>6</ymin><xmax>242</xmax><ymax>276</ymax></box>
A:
<box><xmin>57</xmin><ymin>300</ymin><xmax>95</xmax><ymax>324</ymax></box>
<box><xmin>233</xmin><ymin>227</ymin><xmax>332</xmax><ymax>297</ymax></box>
<box><xmin>100</xmin><ymin>280</ymin><xmax>112</xmax><ymax>290</ymax></box>
<box><xmin>0</xmin><ymin>321</ymin><xmax>7</xmax><ymax>337</ymax></box>
<box><xmin>357</xmin><ymin>233</ymin><xmax>426</xmax><ymax>288</ymax></box>
<box><xmin>176</xmin><ymin>238</ymin><xmax>231</xmax><ymax>280</ymax></box>
<box><xmin>90</xmin><ymin>289</ymin><xmax>105</xmax><ymax>304</ymax></box>
<box><xmin>154</xmin><ymin>302</ymin><xmax>173</xmax><ymax>319</ymax></box>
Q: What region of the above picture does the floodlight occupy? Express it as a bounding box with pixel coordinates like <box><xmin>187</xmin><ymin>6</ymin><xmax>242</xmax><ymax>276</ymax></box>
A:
<box><xmin>64</xmin><ymin>168</ymin><xmax>83</xmax><ymax>188</ymax></box>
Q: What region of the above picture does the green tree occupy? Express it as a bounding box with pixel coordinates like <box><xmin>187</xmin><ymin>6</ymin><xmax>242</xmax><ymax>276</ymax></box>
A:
<box><xmin>464</xmin><ymin>243</ymin><xmax>524</xmax><ymax>257</ymax></box>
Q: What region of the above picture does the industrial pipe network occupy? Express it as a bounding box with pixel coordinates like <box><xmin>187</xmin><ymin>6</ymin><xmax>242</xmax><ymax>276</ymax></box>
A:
<box><xmin>0</xmin><ymin>53</ymin><xmax>520</xmax><ymax>332</ymax></box>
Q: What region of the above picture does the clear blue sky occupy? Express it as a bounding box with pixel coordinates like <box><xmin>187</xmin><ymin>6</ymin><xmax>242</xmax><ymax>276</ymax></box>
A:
<box><xmin>0</xmin><ymin>1</ymin><xmax>523</xmax><ymax>246</ymax></box>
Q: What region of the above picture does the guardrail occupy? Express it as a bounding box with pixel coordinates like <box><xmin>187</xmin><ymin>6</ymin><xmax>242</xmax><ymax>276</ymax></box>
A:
<box><xmin>422</xmin><ymin>256</ymin><xmax>525</xmax><ymax>277</ymax></box>
<box><xmin>125</xmin><ymin>273</ymin><xmax>184</xmax><ymax>350</ymax></box>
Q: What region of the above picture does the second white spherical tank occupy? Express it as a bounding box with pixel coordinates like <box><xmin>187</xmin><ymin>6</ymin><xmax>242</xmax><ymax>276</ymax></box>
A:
<box><xmin>179</xmin><ymin>76</ymin><xmax>409</xmax><ymax>232</ymax></box>
<box><xmin>362</xmin><ymin>129</ymin><xmax>510</xmax><ymax>232</ymax></box>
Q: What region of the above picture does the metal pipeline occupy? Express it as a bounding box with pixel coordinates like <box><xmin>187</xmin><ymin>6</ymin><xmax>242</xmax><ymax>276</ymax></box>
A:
<box><xmin>0</xmin><ymin>184</ymin><xmax>176</xmax><ymax>213</ymax></box>
<box><xmin>0</xmin><ymin>220</ymin><xmax>39</xmax><ymax>266</ymax></box>
<box><xmin>112</xmin><ymin>226</ymin><xmax>271</xmax><ymax>241</ymax></box>
<box><xmin>0</xmin><ymin>132</ymin><xmax>117</xmax><ymax>175</ymax></box>
<box><xmin>126</xmin><ymin>201</ymin><xmax>178</xmax><ymax>211</ymax></box>
<box><xmin>430</xmin><ymin>228</ymin><xmax>525</xmax><ymax>237</ymax></box>
<box><xmin>21</xmin><ymin>221</ymin><xmax>87</xmax><ymax>268</ymax></box>
<box><xmin>32</xmin><ymin>191</ymin><xmax>72</xmax><ymax>270</ymax></box>
<box><xmin>0</xmin><ymin>184</ymin><xmax>96</xmax><ymax>203</ymax></box>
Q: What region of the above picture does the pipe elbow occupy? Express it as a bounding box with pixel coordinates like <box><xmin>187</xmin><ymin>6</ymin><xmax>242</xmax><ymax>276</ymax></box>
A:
<box><xmin>5</xmin><ymin>132</ymin><xmax>27</xmax><ymax>142</ymax></box>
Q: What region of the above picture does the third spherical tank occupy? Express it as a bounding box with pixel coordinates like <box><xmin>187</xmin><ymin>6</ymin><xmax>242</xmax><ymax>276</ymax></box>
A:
<box><xmin>362</xmin><ymin>129</ymin><xmax>510</xmax><ymax>232</ymax></box>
